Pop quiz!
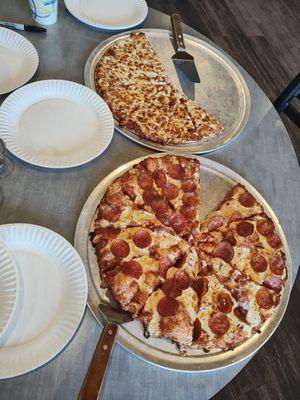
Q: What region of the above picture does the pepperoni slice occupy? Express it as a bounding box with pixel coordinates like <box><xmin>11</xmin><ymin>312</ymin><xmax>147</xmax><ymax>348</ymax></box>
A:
<box><xmin>162</xmin><ymin>278</ymin><xmax>182</xmax><ymax>298</ymax></box>
<box><xmin>101</xmin><ymin>205</ymin><xmax>121</xmax><ymax>222</ymax></box>
<box><xmin>270</xmin><ymin>255</ymin><xmax>285</xmax><ymax>275</ymax></box>
<box><xmin>266</xmin><ymin>232</ymin><xmax>282</xmax><ymax>249</ymax></box>
<box><xmin>257</xmin><ymin>218</ymin><xmax>275</xmax><ymax>236</ymax></box>
<box><xmin>250</xmin><ymin>253</ymin><xmax>268</xmax><ymax>272</ymax></box>
<box><xmin>238</xmin><ymin>192</ymin><xmax>256</xmax><ymax>208</ymax></box>
<box><xmin>121</xmin><ymin>260</ymin><xmax>143</xmax><ymax>279</ymax></box>
<box><xmin>94</xmin><ymin>226</ymin><xmax>120</xmax><ymax>240</ymax></box>
<box><xmin>217</xmin><ymin>292</ymin><xmax>233</xmax><ymax>314</ymax></box>
<box><xmin>192</xmin><ymin>277</ymin><xmax>208</xmax><ymax>298</ymax></box>
<box><xmin>137</xmin><ymin>172</ymin><xmax>153</xmax><ymax>189</ymax></box>
<box><xmin>183</xmin><ymin>193</ymin><xmax>198</xmax><ymax>207</ymax></box>
<box><xmin>214</xmin><ymin>241</ymin><xmax>234</xmax><ymax>263</ymax></box>
<box><xmin>193</xmin><ymin>318</ymin><xmax>202</xmax><ymax>341</ymax></box>
<box><xmin>157</xmin><ymin>297</ymin><xmax>179</xmax><ymax>317</ymax></box>
<box><xmin>208</xmin><ymin>312</ymin><xmax>230</xmax><ymax>335</ymax></box>
<box><xmin>255</xmin><ymin>287</ymin><xmax>274</xmax><ymax>309</ymax></box>
<box><xmin>233</xmin><ymin>307</ymin><xmax>248</xmax><ymax>323</ymax></box>
<box><xmin>143</xmin><ymin>188</ymin><xmax>156</xmax><ymax>205</ymax></box>
<box><xmin>180</xmin><ymin>205</ymin><xmax>197</xmax><ymax>219</ymax></box>
<box><xmin>224</xmin><ymin>230</ymin><xmax>237</xmax><ymax>246</ymax></box>
<box><xmin>163</xmin><ymin>183</ymin><xmax>179</xmax><ymax>200</ymax></box>
<box><xmin>151</xmin><ymin>197</ymin><xmax>169</xmax><ymax>214</ymax></box>
<box><xmin>182</xmin><ymin>179</ymin><xmax>196</xmax><ymax>193</ymax></box>
<box><xmin>167</xmin><ymin>163</ymin><xmax>185</xmax><ymax>180</ymax></box>
<box><xmin>132</xmin><ymin>229</ymin><xmax>152</xmax><ymax>248</ymax></box>
<box><xmin>169</xmin><ymin>214</ymin><xmax>187</xmax><ymax>233</ymax></box>
<box><xmin>207</xmin><ymin>215</ymin><xmax>225</xmax><ymax>231</ymax></box>
<box><xmin>263</xmin><ymin>276</ymin><xmax>282</xmax><ymax>293</ymax></box>
<box><xmin>236</xmin><ymin>221</ymin><xmax>254</xmax><ymax>237</ymax></box>
<box><xmin>152</xmin><ymin>169</ymin><xmax>166</xmax><ymax>188</ymax></box>
<box><xmin>110</xmin><ymin>239</ymin><xmax>130</xmax><ymax>258</ymax></box>
<box><xmin>158</xmin><ymin>257</ymin><xmax>173</xmax><ymax>278</ymax></box>
<box><xmin>174</xmin><ymin>270</ymin><xmax>190</xmax><ymax>290</ymax></box>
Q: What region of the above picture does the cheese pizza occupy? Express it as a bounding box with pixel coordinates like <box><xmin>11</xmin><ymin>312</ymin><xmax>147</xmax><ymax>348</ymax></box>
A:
<box><xmin>95</xmin><ymin>32</ymin><xmax>223</xmax><ymax>145</ymax></box>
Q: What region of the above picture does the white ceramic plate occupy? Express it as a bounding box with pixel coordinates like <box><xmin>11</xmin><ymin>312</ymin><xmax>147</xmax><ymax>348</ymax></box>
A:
<box><xmin>0</xmin><ymin>79</ymin><xmax>114</xmax><ymax>168</ymax></box>
<box><xmin>64</xmin><ymin>0</ymin><xmax>148</xmax><ymax>30</ymax></box>
<box><xmin>0</xmin><ymin>224</ymin><xmax>88</xmax><ymax>379</ymax></box>
<box><xmin>0</xmin><ymin>240</ymin><xmax>18</xmax><ymax>341</ymax></box>
<box><xmin>0</xmin><ymin>27</ymin><xmax>39</xmax><ymax>95</ymax></box>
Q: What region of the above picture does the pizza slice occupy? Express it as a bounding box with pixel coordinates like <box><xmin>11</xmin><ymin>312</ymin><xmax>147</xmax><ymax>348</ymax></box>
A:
<box><xmin>141</xmin><ymin>155</ymin><xmax>201</xmax><ymax>242</ymax></box>
<box><xmin>191</xmin><ymin>252</ymin><xmax>280</xmax><ymax>350</ymax></box>
<box><xmin>198</xmin><ymin>184</ymin><xmax>264</xmax><ymax>239</ymax></box>
<box><xmin>197</xmin><ymin>213</ymin><xmax>286</xmax><ymax>293</ymax></box>
<box><xmin>139</xmin><ymin>285</ymin><xmax>198</xmax><ymax>350</ymax></box>
<box><xmin>210</xmin><ymin>257</ymin><xmax>281</xmax><ymax>322</ymax></box>
<box><xmin>228</xmin><ymin>213</ymin><xmax>287</xmax><ymax>292</ymax></box>
<box><xmin>191</xmin><ymin>274</ymin><xmax>255</xmax><ymax>351</ymax></box>
<box><xmin>94</xmin><ymin>225</ymin><xmax>198</xmax><ymax>316</ymax></box>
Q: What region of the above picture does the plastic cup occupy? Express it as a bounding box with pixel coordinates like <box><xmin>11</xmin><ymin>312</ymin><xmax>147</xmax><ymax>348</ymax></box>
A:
<box><xmin>28</xmin><ymin>0</ymin><xmax>58</xmax><ymax>25</ymax></box>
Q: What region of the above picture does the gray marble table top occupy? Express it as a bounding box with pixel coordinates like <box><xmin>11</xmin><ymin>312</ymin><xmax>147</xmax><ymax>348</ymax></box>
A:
<box><xmin>0</xmin><ymin>1</ymin><xmax>299</xmax><ymax>399</ymax></box>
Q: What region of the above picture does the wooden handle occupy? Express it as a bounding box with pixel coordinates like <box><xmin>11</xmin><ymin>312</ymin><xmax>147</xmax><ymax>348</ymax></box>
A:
<box><xmin>78</xmin><ymin>322</ymin><xmax>118</xmax><ymax>400</ymax></box>
<box><xmin>171</xmin><ymin>14</ymin><xmax>185</xmax><ymax>50</ymax></box>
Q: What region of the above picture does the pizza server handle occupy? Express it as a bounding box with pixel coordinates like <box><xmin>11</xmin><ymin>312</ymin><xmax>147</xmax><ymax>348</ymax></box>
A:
<box><xmin>78</xmin><ymin>321</ymin><xmax>118</xmax><ymax>400</ymax></box>
<box><xmin>171</xmin><ymin>14</ymin><xmax>186</xmax><ymax>51</ymax></box>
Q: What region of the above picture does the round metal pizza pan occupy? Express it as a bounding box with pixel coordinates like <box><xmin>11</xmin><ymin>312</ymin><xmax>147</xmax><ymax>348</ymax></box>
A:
<box><xmin>74</xmin><ymin>153</ymin><xmax>291</xmax><ymax>372</ymax></box>
<box><xmin>84</xmin><ymin>29</ymin><xmax>251</xmax><ymax>154</ymax></box>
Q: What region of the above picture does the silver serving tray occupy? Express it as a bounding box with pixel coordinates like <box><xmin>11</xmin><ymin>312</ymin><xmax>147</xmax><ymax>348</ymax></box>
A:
<box><xmin>74</xmin><ymin>154</ymin><xmax>291</xmax><ymax>371</ymax></box>
<box><xmin>84</xmin><ymin>29</ymin><xmax>251</xmax><ymax>154</ymax></box>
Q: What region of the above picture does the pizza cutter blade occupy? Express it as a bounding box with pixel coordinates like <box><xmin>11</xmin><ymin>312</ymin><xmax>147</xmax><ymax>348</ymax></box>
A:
<box><xmin>171</xmin><ymin>14</ymin><xmax>201</xmax><ymax>83</ymax></box>
<box><xmin>78</xmin><ymin>303</ymin><xmax>133</xmax><ymax>400</ymax></box>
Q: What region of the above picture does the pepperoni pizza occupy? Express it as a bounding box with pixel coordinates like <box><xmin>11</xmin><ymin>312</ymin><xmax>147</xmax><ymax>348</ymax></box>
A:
<box><xmin>90</xmin><ymin>155</ymin><xmax>287</xmax><ymax>353</ymax></box>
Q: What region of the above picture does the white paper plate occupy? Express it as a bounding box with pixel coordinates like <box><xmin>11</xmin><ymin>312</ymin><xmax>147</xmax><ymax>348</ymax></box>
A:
<box><xmin>0</xmin><ymin>240</ymin><xmax>18</xmax><ymax>341</ymax></box>
<box><xmin>64</xmin><ymin>0</ymin><xmax>148</xmax><ymax>30</ymax></box>
<box><xmin>0</xmin><ymin>224</ymin><xmax>87</xmax><ymax>379</ymax></box>
<box><xmin>0</xmin><ymin>80</ymin><xmax>114</xmax><ymax>168</ymax></box>
<box><xmin>0</xmin><ymin>27</ymin><xmax>39</xmax><ymax>95</ymax></box>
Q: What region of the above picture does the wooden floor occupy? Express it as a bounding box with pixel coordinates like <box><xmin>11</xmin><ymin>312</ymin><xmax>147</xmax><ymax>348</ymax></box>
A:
<box><xmin>148</xmin><ymin>1</ymin><xmax>300</xmax><ymax>399</ymax></box>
